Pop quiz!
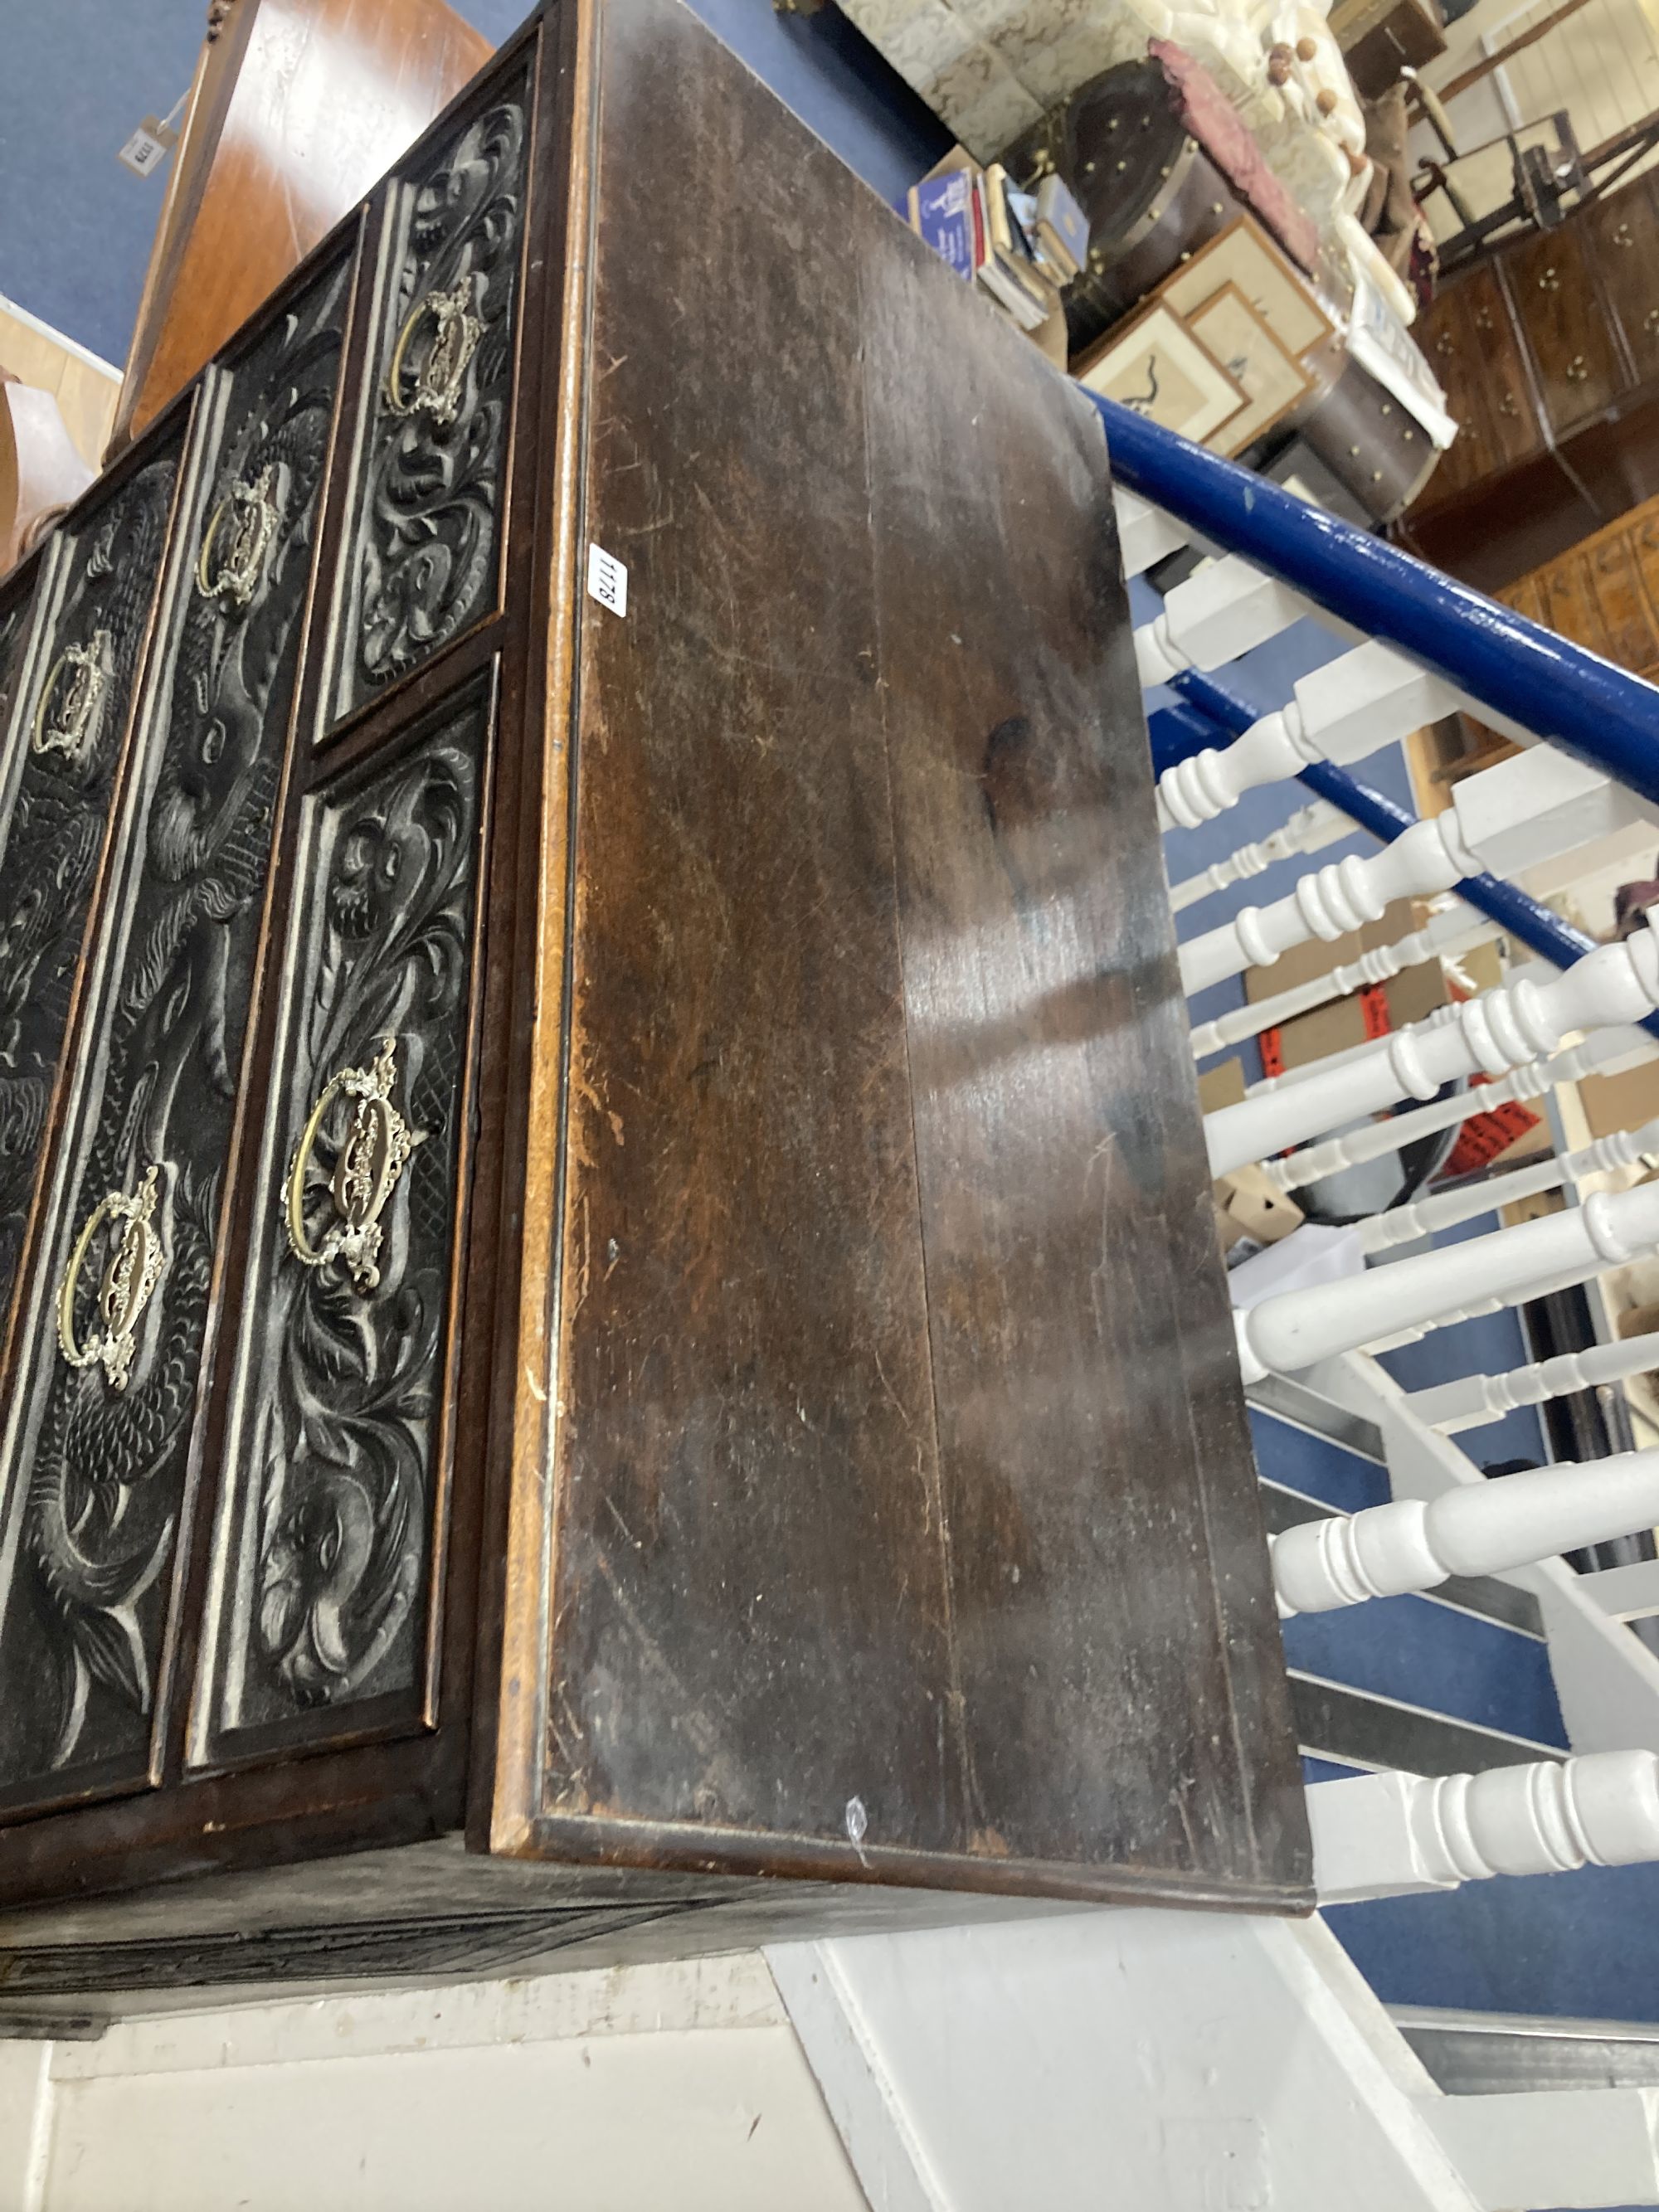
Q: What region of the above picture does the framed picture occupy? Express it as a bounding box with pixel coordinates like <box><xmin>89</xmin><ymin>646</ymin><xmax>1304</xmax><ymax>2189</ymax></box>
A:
<box><xmin>1161</xmin><ymin>215</ymin><xmax>1334</xmax><ymax>360</ymax></box>
<box><xmin>1185</xmin><ymin>283</ymin><xmax>1313</xmax><ymax>459</ymax></box>
<box><xmin>1074</xmin><ymin>302</ymin><xmax>1247</xmax><ymax>444</ymax></box>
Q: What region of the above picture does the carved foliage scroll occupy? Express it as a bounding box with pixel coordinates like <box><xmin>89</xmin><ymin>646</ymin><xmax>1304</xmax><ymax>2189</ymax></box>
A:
<box><xmin>0</xmin><ymin>255</ymin><xmax>349</xmax><ymax>1796</ymax></box>
<box><xmin>201</xmin><ymin>698</ymin><xmax>484</xmax><ymax>1748</ymax></box>
<box><xmin>331</xmin><ymin>75</ymin><xmax>528</xmax><ymax>727</ymax></box>
<box><xmin>0</xmin><ymin>459</ymin><xmax>178</xmax><ymax>1330</ymax></box>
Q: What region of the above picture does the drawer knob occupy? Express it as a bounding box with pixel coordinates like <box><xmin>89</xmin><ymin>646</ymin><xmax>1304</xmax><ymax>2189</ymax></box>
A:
<box><xmin>1499</xmin><ymin>389</ymin><xmax>1520</xmax><ymax>417</ymax></box>
<box><xmin>1567</xmin><ymin>354</ymin><xmax>1589</xmax><ymax>382</ymax></box>
<box><xmin>387</xmin><ymin>273</ymin><xmax>482</xmax><ymax>429</ymax></box>
<box><xmin>56</xmin><ymin>1165</ymin><xmax>167</xmax><ymax>1396</ymax></box>
<box><xmin>1435</xmin><ymin>332</ymin><xmax>1455</xmax><ymax>357</ymax></box>
<box><xmin>1539</xmin><ymin>267</ymin><xmax>1561</xmax><ymax>291</ymax></box>
<box><xmin>1617</xmin><ymin>222</ymin><xmax>1636</xmax><ymax>247</ymax></box>
<box><xmin>196</xmin><ymin>464</ymin><xmax>282</xmax><ymax>613</ymax></box>
<box><xmin>30</xmin><ymin>630</ymin><xmax>111</xmax><ymax>765</ymax></box>
<box><xmin>1646</xmin><ymin>307</ymin><xmax>1659</xmax><ymax>333</ymax></box>
<box><xmin>1475</xmin><ymin>308</ymin><xmax>1493</xmax><ymax>331</ymax></box>
<box><xmin>285</xmin><ymin>1036</ymin><xmax>426</xmax><ymax>1294</ymax></box>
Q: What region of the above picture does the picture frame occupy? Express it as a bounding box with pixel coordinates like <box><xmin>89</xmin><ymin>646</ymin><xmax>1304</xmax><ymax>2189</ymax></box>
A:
<box><xmin>1073</xmin><ymin>301</ymin><xmax>1247</xmax><ymax>445</ymax></box>
<box><xmin>1185</xmin><ymin>282</ymin><xmax>1314</xmax><ymax>459</ymax></box>
<box><xmin>1160</xmin><ymin>214</ymin><xmax>1335</xmax><ymax>360</ymax></box>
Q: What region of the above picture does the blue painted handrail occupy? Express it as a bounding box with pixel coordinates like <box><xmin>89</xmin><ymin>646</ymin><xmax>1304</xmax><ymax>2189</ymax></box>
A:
<box><xmin>1088</xmin><ymin>391</ymin><xmax>1659</xmax><ymax>816</ymax></box>
<box><xmin>1156</xmin><ymin>674</ymin><xmax>1627</xmax><ymax>1009</ymax></box>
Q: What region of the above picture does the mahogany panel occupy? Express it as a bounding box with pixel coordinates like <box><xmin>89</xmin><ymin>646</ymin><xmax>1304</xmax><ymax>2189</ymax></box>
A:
<box><xmin>1506</xmin><ymin>226</ymin><xmax>1627</xmax><ymax>436</ymax></box>
<box><xmin>1585</xmin><ymin>176</ymin><xmax>1659</xmax><ymax>389</ymax></box>
<box><xmin>117</xmin><ymin>0</ymin><xmax>492</xmax><ymax>451</ymax></box>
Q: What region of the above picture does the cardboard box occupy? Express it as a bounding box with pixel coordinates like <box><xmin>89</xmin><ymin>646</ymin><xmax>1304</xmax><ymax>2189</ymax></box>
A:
<box><xmin>1214</xmin><ymin>1163</ymin><xmax>1304</xmax><ymax>1262</ymax></box>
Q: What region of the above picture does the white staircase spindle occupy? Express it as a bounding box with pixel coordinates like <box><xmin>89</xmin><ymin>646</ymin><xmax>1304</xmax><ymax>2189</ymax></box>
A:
<box><xmin>1167</xmin><ymin>798</ymin><xmax>1353</xmax><ymax>916</ymax></box>
<box><xmin>1155</xmin><ymin>639</ymin><xmax>1460</xmax><ymax>832</ymax></box>
<box><xmin>1360</xmin><ymin>1113</ymin><xmax>1659</xmax><ymax>1254</ymax></box>
<box><xmin>1190</xmin><ymin>906</ymin><xmax>1491</xmax><ymax>1061</ymax></box>
<box><xmin>1271</xmin><ymin>1447</ymin><xmax>1659</xmax><ymax>1614</ymax></box>
<box><xmin>1112</xmin><ymin>486</ymin><xmax>1193</xmax><ymax>579</ymax></box>
<box><xmin>1261</xmin><ymin>1025</ymin><xmax>1659</xmax><ymax>1194</ymax></box>
<box><xmin>1407</xmin><ymin>1329</ymin><xmax>1659</xmax><ymax>1433</ymax></box>
<box><xmin>1206</xmin><ymin>932</ymin><xmax>1659</xmax><ymax>1180</ymax></box>
<box><xmin>1134</xmin><ymin>555</ymin><xmax>1314</xmax><ymax>690</ymax></box>
<box><xmin>1309</xmin><ymin>1753</ymin><xmax>1659</xmax><ymax>1903</ymax></box>
<box><xmin>1233</xmin><ymin>1181</ymin><xmax>1659</xmax><ymax>1383</ymax></box>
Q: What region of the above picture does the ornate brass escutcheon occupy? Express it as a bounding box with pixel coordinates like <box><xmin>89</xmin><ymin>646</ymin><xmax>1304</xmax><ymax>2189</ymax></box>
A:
<box><xmin>386</xmin><ymin>273</ymin><xmax>482</xmax><ymax>427</ymax></box>
<box><xmin>285</xmin><ymin>1036</ymin><xmax>426</xmax><ymax>1292</ymax></box>
<box><xmin>197</xmin><ymin>463</ymin><xmax>282</xmax><ymax>611</ymax></box>
<box><xmin>56</xmin><ymin>1164</ymin><xmax>167</xmax><ymax>1393</ymax></box>
<box><xmin>31</xmin><ymin>630</ymin><xmax>112</xmax><ymax>762</ymax></box>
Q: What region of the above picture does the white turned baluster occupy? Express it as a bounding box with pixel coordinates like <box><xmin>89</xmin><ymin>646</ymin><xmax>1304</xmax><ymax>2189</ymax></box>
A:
<box><xmin>1272</xmin><ymin>1448</ymin><xmax>1659</xmax><ymax>1614</ymax></box>
<box><xmin>1234</xmin><ymin>1182</ymin><xmax>1659</xmax><ymax>1383</ymax></box>
<box><xmin>1134</xmin><ymin>556</ymin><xmax>1314</xmax><ymax>689</ymax></box>
<box><xmin>1360</xmin><ymin>1114</ymin><xmax>1659</xmax><ymax>1255</ymax></box>
<box><xmin>1262</xmin><ymin>1026</ymin><xmax>1659</xmax><ymax>1194</ymax></box>
<box><xmin>1168</xmin><ymin>798</ymin><xmax>1352</xmax><ymax>916</ymax></box>
<box><xmin>1207</xmin><ymin>932</ymin><xmax>1659</xmax><ymax>1179</ymax></box>
<box><xmin>1310</xmin><ymin>1753</ymin><xmax>1659</xmax><ymax>1903</ymax></box>
<box><xmin>1408</xmin><ymin>1330</ymin><xmax>1659</xmax><ymax>1433</ymax></box>
<box><xmin>1190</xmin><ymin>907</ymin><xmax>1494</xmax><ymax>1062</ymax></box>
<box><xmin>1155</xmin><ymin>639</ymin><xmax>1461</xmax><ymax>832</ymax></box>
<box><xmin>1112</xmin><ymin>487</ymin><xmax>1192</xmax><ymax>579</ymax></box>
<box><xmin>1360</xmin><ymin>1256</ymin><xmax>1613</xmax><ymax>1356</ymax></box>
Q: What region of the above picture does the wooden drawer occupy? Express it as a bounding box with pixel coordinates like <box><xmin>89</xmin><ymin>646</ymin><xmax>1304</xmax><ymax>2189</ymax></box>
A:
<box><xmin>1415</xmin><ymin>267</ymin><xmax>1540</xmax><ymax>507</ymax></box>
<box><xmin>1586</xmin><ymin>175</ymin><xmax>1659</xmax><ymax>386</ymax></box>
<box><xmin>1589</xmin><ymin>520</ymin><xmax>1659</xmax><ymax>669</ymax></box>
<box><xmin>0</xmin><ymin>0</ymin><xmax>1308</xmax><ymax>1997</ymax></box>
<box><xmin>1507</xmin><ymin>226</ymin><xmax>1629</xmax><ymax>435</ymax></box>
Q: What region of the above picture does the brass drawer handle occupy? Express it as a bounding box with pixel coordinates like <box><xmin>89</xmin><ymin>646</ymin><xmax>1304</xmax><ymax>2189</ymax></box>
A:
<box><xmin>1567</xmin><ymin>354</ymin><xmax>1589</xmax><ymax>382</ymax></box>
<box><xmin>197</xmin><ymin>464</ymin><xmax>282</xmax><ymax>611</ymax></box>
<box><xmin>1538</xmin><ymin>266</ymin><xmax>1561</xmax><ymax>292</ymax></box>
<box><xmin>56</xmin><ymin>1165</ymin><xmax>166</xmax><ymax>1394</ymax></box>
<box><xmin>285</xmin><ymin>1037</ymin><xmax>426</xmax><ymax>1292</ymax></box>
<box><xmin>1475</xmin><ymin>307</ymin><xmax>1493</xmax><ymax>332</ymax></box>
<box><xmin>1434</xmin><ymin>332</ymin><xmax>1455</xmax><ymax>358</ymax></box>
<box><xmin>387</xmin><ymin>274</ymin><xmax>481</xmax><ymax>428</ymax></box>
<box><xmin>1616</xmin><ymin>222</ymin><xmax>1636</xmax><ymax>248</ymax></box>
<box><xmin>1646</xmin><ymin>306</ymin><xmax>1659</xmax><ymax>333</ymax></box>
<box><xmin>1498</xmin><ymin>390</ymin><xmax>1519</xmax><ymax>417</ymax></box>
<box><xmin>31</xmin><ymin>630</ymin><xmax>110</xmax><ymax>763</ymax></box>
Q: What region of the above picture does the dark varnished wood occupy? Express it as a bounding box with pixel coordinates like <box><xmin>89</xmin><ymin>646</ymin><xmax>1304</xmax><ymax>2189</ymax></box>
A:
<box><xmin>0</xmin><ymin>0</ymin><xmax>1308</xmax><ymax>1986</ymax></box>
<box><xmin>494</xmin><ymin>0</ymin><xmax>1306</xmax><ymax>1908</ymax></box>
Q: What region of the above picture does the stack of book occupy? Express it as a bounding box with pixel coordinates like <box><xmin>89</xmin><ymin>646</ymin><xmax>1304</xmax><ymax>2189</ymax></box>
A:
<box><xmin>904</xmin><ymin>159</ymin><xmax>1087</xmax><ymax>339</ymax></box>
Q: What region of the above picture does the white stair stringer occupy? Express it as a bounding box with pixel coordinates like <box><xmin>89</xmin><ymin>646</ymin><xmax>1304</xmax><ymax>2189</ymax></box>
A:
<box><xmin>1298</xmin><ymin>1350</ymin><xmax>1659</xmax><ymax>1760</ymax></box>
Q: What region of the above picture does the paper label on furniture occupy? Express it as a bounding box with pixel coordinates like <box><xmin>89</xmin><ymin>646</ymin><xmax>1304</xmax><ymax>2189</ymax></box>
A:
<box><xmin>587</xmin><ymin>545</ymin><xmax>628</xmax><ymax>618</ymax></box>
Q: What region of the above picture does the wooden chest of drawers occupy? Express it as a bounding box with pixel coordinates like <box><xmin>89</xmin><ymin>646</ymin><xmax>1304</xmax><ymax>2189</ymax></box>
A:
<box><xmin>0</xmin><ymin>0</ymin><xmax>1306</xmax><ymax>2006</ymax></box>
<box><xmin>1404</xmin><ymin>178</ymin><xmax>1659</xmax><ymax>591</ymax></box>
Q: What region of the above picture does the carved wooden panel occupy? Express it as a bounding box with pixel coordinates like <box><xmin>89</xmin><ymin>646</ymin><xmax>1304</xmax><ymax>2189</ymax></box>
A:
<box><xmin>327</xmin><ymin>73</ymin><xmax>531</xmax><ymax>731</ymax></box>
<box><xmin>0</xmin><ymin>457</ymin><xmax>180</xmax><ymax>1334</ymax></box>
<box><xmin>0</xmin><ymin>250</ymin><xmax>351</xmax><ymax>1806</ymax></box>
<box><xmin>195</xmin><ymin>685</ymin><xmax>489</xmax><ymax>1759</ymax></box>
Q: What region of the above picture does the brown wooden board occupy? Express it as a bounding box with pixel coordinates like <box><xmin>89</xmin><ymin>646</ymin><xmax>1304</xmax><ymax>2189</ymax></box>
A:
<box><xmin>491</xmin><ymin>0</ymin><xmax>1309</xmax><ymax>1911</ymax></box>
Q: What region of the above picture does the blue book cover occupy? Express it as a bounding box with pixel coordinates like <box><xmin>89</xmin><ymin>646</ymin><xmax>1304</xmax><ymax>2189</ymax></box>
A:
<box><xmin>908</xmin><ymin>170</ymin><xmax>975</xmax><ymax>282</ymax></box>
<box><xmin>1036</xmin><ymin>173</ymin><xmax>1089</xmax><ymax>277</ymax></box>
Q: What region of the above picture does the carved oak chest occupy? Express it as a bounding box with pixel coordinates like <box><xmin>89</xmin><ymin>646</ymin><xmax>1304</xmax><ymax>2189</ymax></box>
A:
<box><xmin>0</xmin><ymin>0</ymin><xmax>1307</xmax><ymax>2010</ymax></box>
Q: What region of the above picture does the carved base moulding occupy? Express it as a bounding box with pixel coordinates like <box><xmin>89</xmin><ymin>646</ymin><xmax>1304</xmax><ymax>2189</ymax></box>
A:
<box><xmin>0</xmin><ymin>0</ymin><xmax>1307</xmax><ymax>2005</ymax></box>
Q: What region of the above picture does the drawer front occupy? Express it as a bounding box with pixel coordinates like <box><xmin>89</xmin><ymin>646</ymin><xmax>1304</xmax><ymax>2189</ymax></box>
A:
<box><xmin>1587</xmin><ymin>179</ymin><xmax>1659</xmax><ymax>385</ymax></box>
<box><xmin>1540</xmin><ymin>552</ymin><xmax>1611</xmax><ymax>657</ymax></box>
<box><xmin>1414</xmin><ymin>270</ymin><xmax>1540</xmax><ymax>505</ymax></box>
<box><xmin>326</xmin><ymin>71</ymin><xmax>532</xmax><ymax>733</ymax></box>
<box><xmin>0</xmin><ymin>454</ymin><xmax>181</xmax><ymax>1325</ymax></box>
<box><xmin>1589</xmin><ymin>523</ymin><xmax>1659</xmax><ymax>670</ymax></box>
<box><xmin>192</xmin><ymin>683</ymin><xmax>489</xmax><ymax>1762</ymax></box>
<box><xmin>0</xmin><ymin>250</ymin><xmax>352</xmax><ymax>1810</ymax></box>
<box><xmin>1508</xmin><ymin>228</ymin><xmax>1627</xmax><ymax>433</ymax></box>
